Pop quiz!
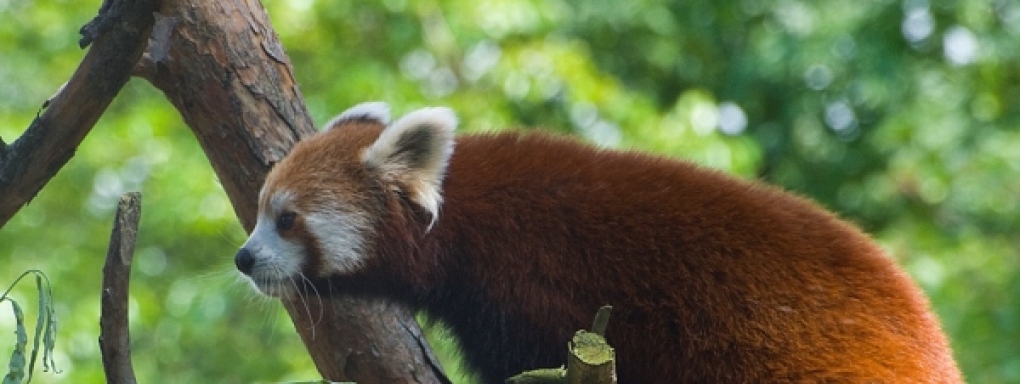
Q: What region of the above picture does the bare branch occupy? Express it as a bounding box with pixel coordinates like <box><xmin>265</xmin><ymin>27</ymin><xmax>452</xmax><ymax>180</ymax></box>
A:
<box><xmin>99</xmin><ymin>192</ymin><xmax>142</xmax><ymax>384</ymax></box>
<box><xmin>0</xmin><ymin>0</ymin><xmax>162</xmax><ymax>228</ymax></box>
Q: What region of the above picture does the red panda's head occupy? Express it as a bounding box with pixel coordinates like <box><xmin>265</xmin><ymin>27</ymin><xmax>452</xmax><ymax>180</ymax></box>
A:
<box><xmin>234</xmin><ymin>102</ymin><xmax>456</xmax><ymax>298</ymax></box>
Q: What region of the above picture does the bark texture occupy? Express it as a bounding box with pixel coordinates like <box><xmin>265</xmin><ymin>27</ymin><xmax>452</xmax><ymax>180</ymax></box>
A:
<box><xmin>138</xmin><ymin>0</ymin><xmax>311</xmax><ymax>230</ymax></box>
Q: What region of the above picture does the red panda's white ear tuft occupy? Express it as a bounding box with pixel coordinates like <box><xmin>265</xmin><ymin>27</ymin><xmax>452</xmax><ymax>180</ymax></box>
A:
<box><xmin>323</xmin><ymin>101</ymin><xmax>391</xmax><ymax>131</ymax></box>
<box><xmin>363</xmin><ymin>107</ymin><xmax>456</xmax><ymax>225</ymax></box>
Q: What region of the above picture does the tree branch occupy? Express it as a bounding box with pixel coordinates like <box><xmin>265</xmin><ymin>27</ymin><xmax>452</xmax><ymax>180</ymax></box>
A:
<box><xmin>142</xmin><ymin>0</ymin><xmax>450</xmax><ymax>382</ymax></box>
<box><xmin>284</xmin><ymin>299</ymin><xmax>452</xmax><ymax>384</ymax></box>
<box><xmin>0</xmin><ymin>0</ymin><xmax>161</xmax><ymax>228</ymax></box>
<box><xmin>99</xmin><ymin>192</ymin><xmax>142</xmax><ymax>384</ymax></box>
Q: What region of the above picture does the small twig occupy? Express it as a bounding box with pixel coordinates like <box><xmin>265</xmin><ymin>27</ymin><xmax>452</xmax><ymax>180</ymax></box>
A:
<box><xmin>99</xmin><ymin>192</ymin><xmax>142</xmax><ymax>384</ymax></box>
<box><xmin>505</xmin><ymin>367</ymin><xmax>567</xmax><ymax>383</ymax></box>
<box><xmin>591</xmin><ymin>305</ymin><xmax>612</xmax><ymax>336</ymax></box>
<box><xmin>40</xmin><ymin>82</ymin><xmax>68</xmax><ymax>112</ymax></box>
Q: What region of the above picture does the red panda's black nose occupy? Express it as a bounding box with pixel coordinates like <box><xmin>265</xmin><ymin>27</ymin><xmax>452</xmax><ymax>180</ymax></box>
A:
<box><xmin>235</xmin><ymin>248</ymin><xmax>255</xmax><ymax>276</ymax></box>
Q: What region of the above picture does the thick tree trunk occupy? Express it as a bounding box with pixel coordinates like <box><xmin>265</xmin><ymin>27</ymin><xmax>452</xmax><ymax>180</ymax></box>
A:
<box><xmin>137</xmin><ymin>0</ymin><xmax>449</xmax><ymax>382</ymax></box>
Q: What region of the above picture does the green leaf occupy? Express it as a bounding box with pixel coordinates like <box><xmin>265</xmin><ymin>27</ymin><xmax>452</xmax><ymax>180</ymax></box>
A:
<box><xmin>25</xmin><ymin>275</ymin><xmax>44</xmax><ymax>382</ymax></box>
<box><xmin>3</xmin><ymin>298</ymin><xmax>27</xmax><ymax>384</ymax></box>
<box><xmin>1</xmin><ymin>271</ymin><xmax>59</xmax><ymax>383</ymax></box>
<box><xmin>41</xmin><ymin>274</ymin><xmax>57</xmax><ymax>375</ymax></box>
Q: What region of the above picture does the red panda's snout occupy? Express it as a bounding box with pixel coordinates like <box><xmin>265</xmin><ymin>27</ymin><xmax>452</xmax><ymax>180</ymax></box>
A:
<box><xmin>235</xmin><ymin>194</ymin><xmax>311</xmax><ymax>297</ymax></box>
<box><xmin>235</xmin><ymin>101</ymin><xmax>456</xmax><ymax>298</ymax></box>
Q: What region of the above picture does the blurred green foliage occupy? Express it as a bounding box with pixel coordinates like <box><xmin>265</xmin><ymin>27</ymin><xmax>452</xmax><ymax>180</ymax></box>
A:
<box><xmin>1</xmin><ymin>0</ymin><xmax>1018</xmax><ymax>382</ymax></box>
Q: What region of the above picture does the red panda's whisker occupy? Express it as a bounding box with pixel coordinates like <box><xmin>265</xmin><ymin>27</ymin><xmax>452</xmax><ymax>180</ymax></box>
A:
<box><xmin>286</xmin><ymin>274</ymin><xmax>319</xmax><ymax>340</ymax></box>
<box><xmin>296</xmin><ymin>272</ymin><xmax>325</xmax><ymax>331</ymax></box>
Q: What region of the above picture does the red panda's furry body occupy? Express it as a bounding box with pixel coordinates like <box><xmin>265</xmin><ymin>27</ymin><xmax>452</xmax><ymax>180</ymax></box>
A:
<box><xmin>236</xmin><ymin>103</ymin><xmax>961</xmax><ymax>383</ymax></box>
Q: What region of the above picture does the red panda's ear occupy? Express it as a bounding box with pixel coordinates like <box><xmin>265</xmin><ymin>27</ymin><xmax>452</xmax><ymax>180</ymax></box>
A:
<box><xmin>322</xmin><ymin>101</ymin><xmax>391</xmax><ymax>131</ymax></box>
<box><xmin>363</xmin><ymin>107</ymin><xmax>456</xmax><ymax>222</ymax></box>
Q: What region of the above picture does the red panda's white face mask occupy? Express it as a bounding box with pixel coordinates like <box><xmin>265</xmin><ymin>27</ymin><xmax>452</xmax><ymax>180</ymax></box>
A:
<box><xmin>234</xmin><ymin>102</ymin><xmax>456</xmax><ymax>298</ymax></box>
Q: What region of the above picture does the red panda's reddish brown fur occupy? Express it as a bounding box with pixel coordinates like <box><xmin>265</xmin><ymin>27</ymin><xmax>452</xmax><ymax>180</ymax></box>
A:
<box><xmin>253</xmin><ymin>110</ymin><xmax>961</xmax><ymax>383</ymax></box>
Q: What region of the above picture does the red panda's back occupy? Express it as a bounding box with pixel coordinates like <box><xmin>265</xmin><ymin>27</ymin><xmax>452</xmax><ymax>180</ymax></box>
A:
<box><xmin>420</xmin><ymin>131</ymin><xmax>961</xmax><ymax>383</ymax></box>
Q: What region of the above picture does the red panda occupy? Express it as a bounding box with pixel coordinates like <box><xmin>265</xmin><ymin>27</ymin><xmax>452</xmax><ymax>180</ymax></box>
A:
<box><xmin>235</xmin><ymin>102</ymin><xmax>962</xmax><ymax>383</ymax></box>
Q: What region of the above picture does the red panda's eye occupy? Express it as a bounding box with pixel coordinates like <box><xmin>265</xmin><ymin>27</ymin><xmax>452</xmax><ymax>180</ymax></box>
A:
<box><xmin>277</xmin><ymin>211</ymin><xmax>297</xmax><ymax>231</ymax></box>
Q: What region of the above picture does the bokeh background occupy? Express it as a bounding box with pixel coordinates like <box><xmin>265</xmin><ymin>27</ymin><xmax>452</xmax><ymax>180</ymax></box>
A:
<box><xmin>2</xmin><ymin>0</ymin><xmax>1018</xmax><ymax>382</ymax></box>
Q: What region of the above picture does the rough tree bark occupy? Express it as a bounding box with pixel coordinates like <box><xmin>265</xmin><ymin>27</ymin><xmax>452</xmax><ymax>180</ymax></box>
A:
<box><xmin>1</xmin><ymin>0</ymin><xmax>450</xmax><ymax>382</ymax></box>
